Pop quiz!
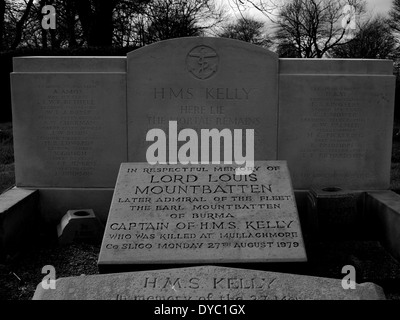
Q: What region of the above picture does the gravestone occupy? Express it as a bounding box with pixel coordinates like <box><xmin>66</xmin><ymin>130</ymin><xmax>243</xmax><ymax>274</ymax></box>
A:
<box><xmin>32</xmin><ymin>265</ymin><xmax>385</xmax><ymax>300</ymax></box>
<box><xmin>8</xmin><ymin>41</ymin><xmax>397</xmax><ymax>227</ymax></box>
<box><xmin>7</xmin><ymin>39</ymin><xmax>399</xmax><ymax>270</ymax></box>
<box><xmin>11</xmin><ymin>57</ymin><xmax>127</xmax><ymax>188</ymax></box>
<box><xmin>98</xmin><ymin>161</ymin><xmax>306</xmax><ymax>272</ymax></box>
<box><xmin>278</xmin><ymin>59</ymin><xmax>395</xmax><ymax>189</ymax></box>
<box><xmin>127</xmin><ymin>37</ymin><xmax>278</xmax><ymax>163</ymax></box>
<box><xmin>57</xmin><ymin>209</ymin><xmax>104</xmax><ymax>245</ymax></box>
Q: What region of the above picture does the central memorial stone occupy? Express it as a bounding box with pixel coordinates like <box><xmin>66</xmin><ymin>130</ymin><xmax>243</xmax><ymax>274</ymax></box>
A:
<box><xmin>127</xmin><ymin>37</ymin><xmax>278</xmax><ymax>163</ymax></box>
<box><xmin>98</xmin><ymin>161</ymin><xmax>306</xmax><ymax>272</ymax></box>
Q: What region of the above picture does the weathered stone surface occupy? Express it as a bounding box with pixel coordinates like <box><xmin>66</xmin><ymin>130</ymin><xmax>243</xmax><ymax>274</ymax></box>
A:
<box><xmin>8</xmin><ymin>44</ymin><xmax>398</xmax><ymax>266</ymax></box>
<box><xmin>57</xmin><ymin>209</ymin><xmax>104</xmax><ymax>245</ymax></box>
<box><xmin>127</xmin><ymin>37</ymin><xmax>278</xmax><ymax>163</ymax></box>
<box><xmin>11</xmin><ymin>70</ymin><xmax>127</xmax><ymax>188</ymax></box>
<box><xmin>32</xmin><ymin>265</ymin><xmax>385</xmax><ymax>300</ymax></box>
<box><xmin>278</xmin><ymin>60</ymin><xmax>395</xmax><ymax>189</ymax></box>
<box><xmin>98</xmin><ymin>161</ymin><xmax>306</xmax><ymax>271</ymax></box>
<box><xmin>279</xmin><ymin>58</ymin><xmax>394</xmax><ymax>75</ymax></box>
<box><xmin>366</xmin><ymin>191</ymin><xmax>400</xmax><ymax>262</ymax></box>
<box><xmin>307</xmin><ymin>188</ymin><xmax>363</xmax><ymax>239</ymax></box>
<box><xmin>0</xmin><ymin>188</ymin><xmax>39</xmax><ymax>261</ymax></box>
<box><xmin>13</xmin><ymin>56</ymin><xmax>126</xmax><ymax>72</ymax></box>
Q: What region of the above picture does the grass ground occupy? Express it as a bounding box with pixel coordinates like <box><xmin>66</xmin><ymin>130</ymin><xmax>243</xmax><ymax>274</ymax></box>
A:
<box><xmin>0</xmin><ymin>243</ymin><xmax>100</xmax><ymax>300</ymax></box>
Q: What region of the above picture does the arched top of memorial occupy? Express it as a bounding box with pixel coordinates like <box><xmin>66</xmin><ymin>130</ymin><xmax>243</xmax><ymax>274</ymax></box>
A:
<box><xmin>127</xmin><ymin>37</ymin><xmax>278</xmax><ymax>63</ymax></box>
<box><xmin>126</xmin><ymin>36</ymin><xmax>279</xmax><ymax>162</ymax></box>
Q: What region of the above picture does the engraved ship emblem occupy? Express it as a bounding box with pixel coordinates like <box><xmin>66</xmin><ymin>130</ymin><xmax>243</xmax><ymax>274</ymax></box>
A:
<box><xmin>186</xmin><ymin>45</ymin><xmax>219</xmax><ymax>80</ymax></box>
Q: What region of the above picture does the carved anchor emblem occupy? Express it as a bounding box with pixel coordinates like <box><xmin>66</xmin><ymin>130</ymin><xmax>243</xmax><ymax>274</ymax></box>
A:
<box><xmin>186</xmin><ymin>45</ymin><xmax>219</xmax><ymax>80</ymax></box>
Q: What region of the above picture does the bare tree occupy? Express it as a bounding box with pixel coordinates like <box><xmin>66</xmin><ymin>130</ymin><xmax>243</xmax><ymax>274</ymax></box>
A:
<box><xmin>0</xmin><ymin>0</ymin><xmax>5</xmax><ymax>50</ymax></box>
<box><xmin>11</xmin><ymin>0</ymin><xmax>34</xmax><ymax>49</ymax></box>
<box><xmin>41</xmin><ymin>0</ymin><xmax>83</xmax><ymax>49</ymax></box>
<box><xmin>274</xmin><ymin>0</ymin><xmax>365</xmax><ymax>58</ymax></box>
<box><xmin>1</xmin><ymin>0</ymin><xmax>225</xmax><ymax>50</ymax></box>
<box><xmin>72</xmin><ymin>0</ymin><xmax>149</xmax><ymax>47</ymax></box>
<box><xmin>218</xmin><ymin>16</ymin><xmax>271</xmax><ymax>47</ymax></box>
<box><xmin>229</xmin><ymin>0</ymin><xmax>282</xmax><ymax>22</ymax></box>
<box><xmin>11</xmin><ymin>0</ymin><xmax>63</xmax><ymax>49</ymax></box>
<box><xmin>38</xmin><ymin>0</ymin><xmax>49</xmax><ymax>49</ymax></box>
<box><xmin>113</xmin><ymin>0</ymin><xmax>148</xmax><ymax>47</ymax></box>
<box><xmin>59</xmin><ymin>0</ymin><xmax>81</xmax><ymax>48</ymax></box>
<box><xmin>390</xmin><ymin>0</ymin><xmax>400</xmax><ymax>34</ymax></box>
<box><xmin>73</xmin><ymin>0</ymin><xmax>116</xmax><ymax>47</ymax></box>
<box><xmin>142</xmin><ymin>0</ymin><xmax>225</xmax><ymax>44</ymax></box>
<box><xmin>330</xmin><ymin>16</ymin><xmax>398</xmax><ymax>59</ymax></box>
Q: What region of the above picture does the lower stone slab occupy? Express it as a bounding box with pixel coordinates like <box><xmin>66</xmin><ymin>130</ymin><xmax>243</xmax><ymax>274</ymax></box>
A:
<box><xmin>98</xmin><ymin>162</ymin><xmax>307</xmax><ymax>270</ymax></box>
<box><xmin>32</xmin><ymin>265</ymin><xmax>385</xmax><ymax>300</ymax></box>
<box><xmin>0</xmin><ymin>188</ymin><xmax>39</xmax><ymax>261</ymax></box>
<box><xmin>366</xmin><ymin>191</ymin><xmax>400</xmax><ymax>261</ymax></box>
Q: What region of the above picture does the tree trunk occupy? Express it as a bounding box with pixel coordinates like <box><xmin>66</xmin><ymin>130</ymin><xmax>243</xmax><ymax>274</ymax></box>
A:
<box><xmin>89</xmin><ymin>0</ymin><xmax>115</xmax><ymax>47</ymax></box>
<box><xmin>0</xmin><ymin>0</ymin><xmax>5</xmax><ymax>51</ymax></box>
<box><xmin>41</xmin><ymin>29</ymin><xmax>47</xmax><ymax>48</ymax></box>
<box><xmin>38</xmin><ymin>1</ymin><xmax>47</xmax><ymax>49</ymax></box>
<box><xmin>74</xmin><ymin>0</ymin><xmax>116</xmax><ymax>47</ymax></box>
<box><xmin>65</xmin><ymin>0</ymin><xmax>77</xmax><ymax>48</ymax></box>
<box><xmin>50</xmin><ymin>28</ymin><xmax>59</xmax><ymax>48</ymax></box>
<box><xmin>74</xmin><ymin>0</ymin><xmax>92</xmax><ymax>46</ymax></box>
<box><xmin>11</xmin><ymin>0</ymin><xmax>34</xmax><ymax>50</ymax></box>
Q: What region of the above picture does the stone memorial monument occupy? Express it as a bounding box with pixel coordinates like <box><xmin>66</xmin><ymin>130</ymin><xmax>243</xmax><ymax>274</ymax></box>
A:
<box><xmin>98</xmin><ymin>161</ymin><xmax>306</xmax><ymax>272</ymax></box>
<box><xmin>7</xmin><ymin>38</ymin><xmax>395</xmax><ymax>229</ymax></box>
<box><xmin>127</xmin><ymin>37</ymin><xmax>278</xmax><ymax>163</ymax></box>
<box><xmin>2</xmin><ymin>37</ymin><xmax>399</xmax><ymax>300</ymax></box>
<box><xmin>33</xmin><ymin>266</ymin><xmax>385</xmax><ymax>300</ymax></box>
<box><xmin>278</xmin><ymin>59</ymin><xmax>395</xmax><ymax>189</ymax></box>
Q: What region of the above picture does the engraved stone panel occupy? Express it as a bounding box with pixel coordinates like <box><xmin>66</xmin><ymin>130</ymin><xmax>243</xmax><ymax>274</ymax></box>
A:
<box><xmin>11</xmin><ymin>72</ymin><xmax>127</xmax><ymax>187</ymax></box>
<box><xmin>127</xmin><ymin>37</ymin><xmax>278</xmax><ymax>163</ymax></box>
<box><xmin>33</xmin><ymin>266</ymin><xmax>385</xmax><ymax>300</ymax></box>
<box><xmin>278</xmin><ymin>72</ymin><xmax>395</xmax><ymax>189</ymax></box>
<box><xmin>98</xmin><ymin>161</ymin><xmax>306</xmax><ymax>271</ymax></box>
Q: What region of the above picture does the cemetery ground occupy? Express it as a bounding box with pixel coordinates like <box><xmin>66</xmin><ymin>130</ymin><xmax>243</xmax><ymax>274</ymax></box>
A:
<box><xmin>0</xmin><ymin>122</ymin><xmax>14</xmax><ymax>193</ymax></box>
<box><xmin>1</xmin><ymin>121</ymin><xmax>400</xmax><ymax>300</ymax></box>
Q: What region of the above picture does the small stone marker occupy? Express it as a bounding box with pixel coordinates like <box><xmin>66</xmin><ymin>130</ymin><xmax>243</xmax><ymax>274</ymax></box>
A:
<box><xmin>32</xmin><ymin>266</ymin><xmax>385</xmax><ymax>300</ymax></box>
<box><xmin>307</xmin><ymin>188</ymin><xmax>361</xmax><ymax>239</ymax></box>
<box><xmin>98</xmin><ymin>161</ymin><xmax>306</xmax><ymax>271</ymax></box>
<box><xmin>57</xmin><ymin>209</ymin><xmax>104</xmax><ymax>245</ymax></box>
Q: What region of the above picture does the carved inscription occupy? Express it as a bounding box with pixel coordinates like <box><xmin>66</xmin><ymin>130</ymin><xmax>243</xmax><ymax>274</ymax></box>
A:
<box><xmin>99</xmin><ymin>161</ymin><xmax>306</xmax><ymax>266</ymax></box>
<box><xmin>114</xmin><ymin>274</ymin><xmax>297</xmax><ymax>300</ymax></box>
<box><xmin>36</xmin><ymin>82</ymin><xmax>101</xmax><ymax>178</ymax></box>
<box><xmin>34</xmin><ymin>266</ymin><xmax>383</xmax><ymax>300</ymax></box>
<box><xmin>301</xmin><ymin>86</ymin><xmax>367</xmax><ymax>160</ymax></box>
<box><xmin>139</xmin><ymin>87</ymin><xmax>263</xmax><ymax>155</ymax></box>
<box><xmin>128</xmin><ymin>38</ymin><xmax>278</xmax><ymax>161</ymax></box>
<box><xmin>149</xmin><ymin>87</ymin><xmax>260</xmax><ymax>129</ymax></box>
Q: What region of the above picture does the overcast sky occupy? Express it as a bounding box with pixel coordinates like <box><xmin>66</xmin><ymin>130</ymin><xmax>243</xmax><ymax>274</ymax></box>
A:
<box><xmin>367</xmin><ymin>0</ymin><xmax>393</xmax><ymax>15</ymax></box>
<box><xmin>224</xmin><ymin>0</ymin><xmax>394</xmax><ymax>20</ymax></box>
